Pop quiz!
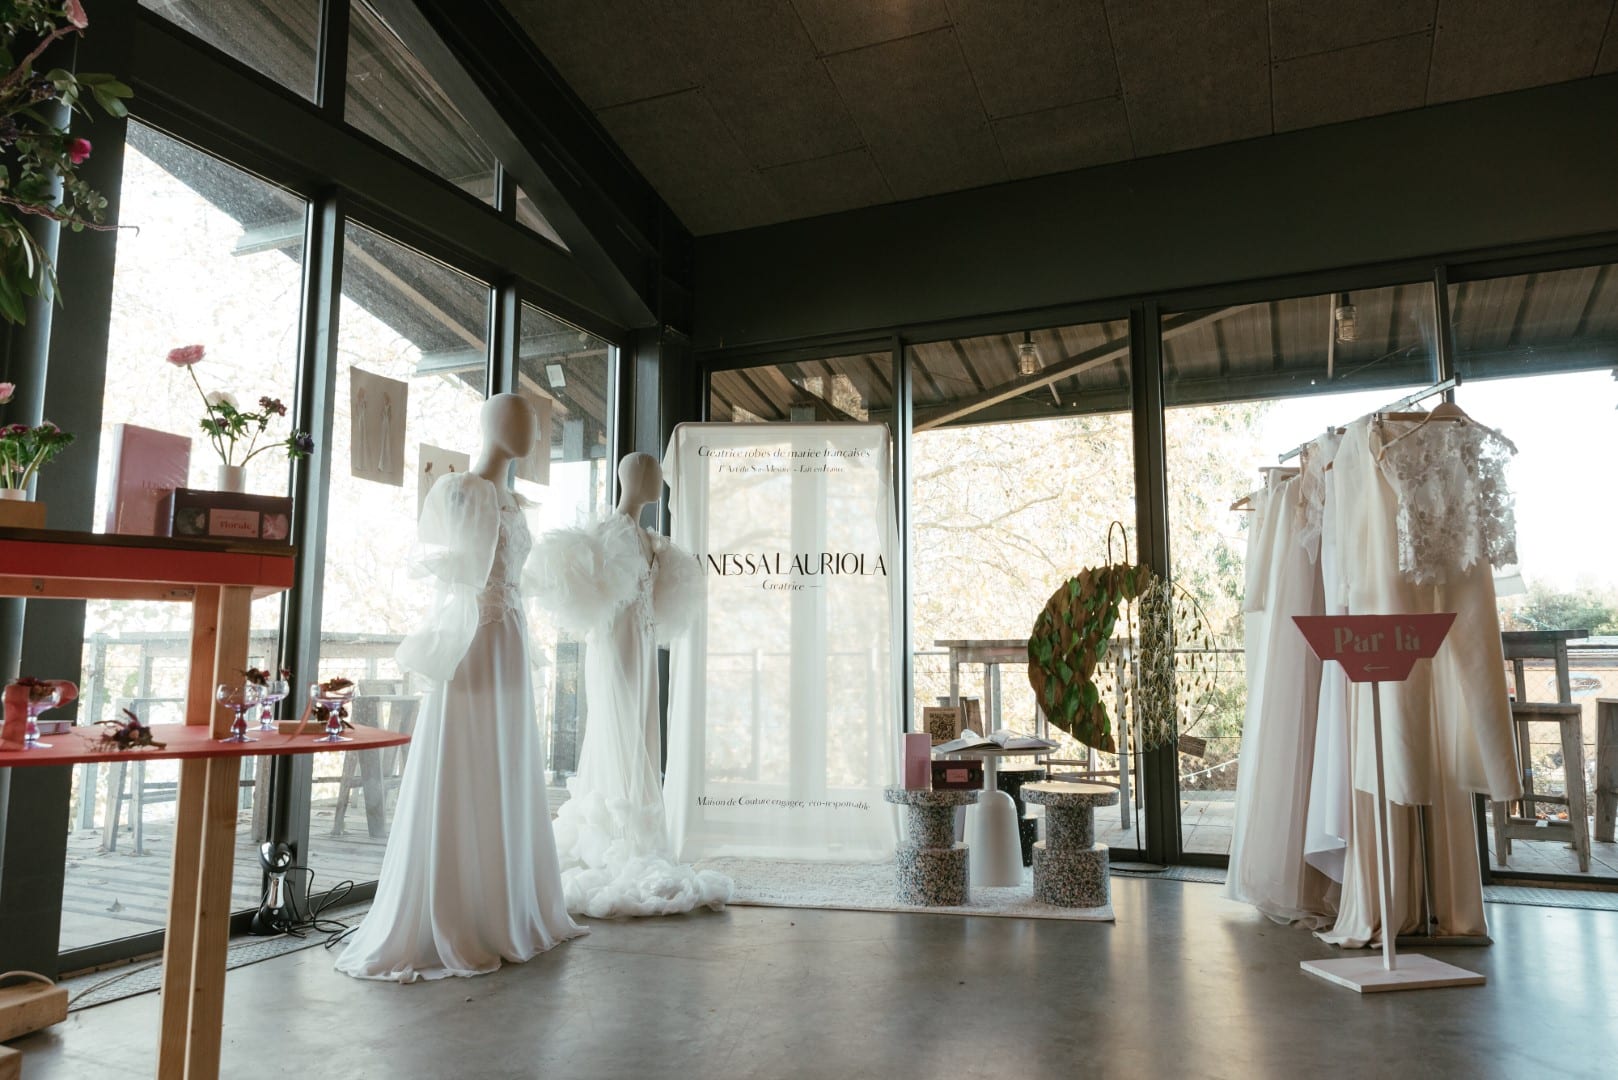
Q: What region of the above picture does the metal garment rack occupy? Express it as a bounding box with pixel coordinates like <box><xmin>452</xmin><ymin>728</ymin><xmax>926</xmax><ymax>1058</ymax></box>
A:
<box><xmin>1275</xmin><ymin>374</ymin><xmax>1461</xmax><ymax>464</ymax></box>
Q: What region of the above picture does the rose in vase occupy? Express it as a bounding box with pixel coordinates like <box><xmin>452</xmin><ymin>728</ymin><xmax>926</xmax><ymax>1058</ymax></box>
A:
<box><xmin>166</xmin><ymin>345</ymin><xmax>314</xmax><ymax>470</ymax></box>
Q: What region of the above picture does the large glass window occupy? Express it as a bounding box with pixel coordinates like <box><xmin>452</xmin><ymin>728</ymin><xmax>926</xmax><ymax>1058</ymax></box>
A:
<box><xmin>1450</xmin><ymin>265</ymin><xmax>1618</xmax><ymax>881</ymax></box>
<box><xmin>346</xmin><ymin>0</ymin><xmax>497</xmax><ymax>203</ymax></box>
<box><xmin>305</xmin><ymin>222</ymin><xmax>490</xmax><ymax>885</ymax></box>
<box><xmin>516</xmin><ymin>303</ymin><xmax>614</xmax><ymax>780</ymax></box>
<box><xmin>71</xmin><ymin>123</ymin><xmax>307</xmax><ymax>954</ymax></box>
<box><xmin>708</xmin><ymin>350</ymin><xmax>893</xmax><ymax>426</ymax></box>
<box><xmin>1162</xmin><ymin>284</ymin><xmax>1437</xmax><ymax>856</ymax></box>
<box><xmin>908</xmin><ymin>320</ymin><xmax>1141</xmax><ymax>851</ymax></box>
<box><xmin>139</xmin><ymin>0</ymin><xmax>320</xmax><ymax>99</ymax></box>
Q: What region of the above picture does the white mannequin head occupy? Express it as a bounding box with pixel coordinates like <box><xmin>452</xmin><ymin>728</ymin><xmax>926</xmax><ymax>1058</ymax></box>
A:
<box><xmin>472</xmin><ymin>393</ymin><xmax>537</xmax><ymax>484</ymax></box>
<box><xmin>615</xmin><ymin>452</ymin><xmax>661</xmax><ymax>518</ymax></box>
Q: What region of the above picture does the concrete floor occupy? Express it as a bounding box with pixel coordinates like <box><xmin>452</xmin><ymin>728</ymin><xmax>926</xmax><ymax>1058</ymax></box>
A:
<box><xmin>17</xmin><ymin>879</ymin><xmax>1615</xmax><ymax>1080</ymax></box>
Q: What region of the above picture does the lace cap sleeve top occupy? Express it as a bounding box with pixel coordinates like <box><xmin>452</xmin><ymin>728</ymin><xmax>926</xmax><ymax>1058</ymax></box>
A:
<box><xmin>1375</xmin><ymin>418</ymin><xmax>1517</xmax><ymax>585</ymax></box>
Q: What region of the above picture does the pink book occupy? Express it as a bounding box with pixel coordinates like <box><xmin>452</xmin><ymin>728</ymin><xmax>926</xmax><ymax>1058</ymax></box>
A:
<box><xmin>105</xmin><ymin>424</ymin><xmax>191</xmax><ymax>535</ymax></box>
<box><xmin>903</xmin><ymin>732</ymin><xmax>932</xmax><ymax>789</ymax></box>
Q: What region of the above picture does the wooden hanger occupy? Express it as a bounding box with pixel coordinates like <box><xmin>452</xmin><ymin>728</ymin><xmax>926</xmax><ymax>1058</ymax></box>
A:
<box><xmin>1230</xmin><ymin>466</ymin><xmax>1299</xmax><ymax>511</ymax></box>
<box><xmin>1376</xmin><ymin>399</ymin><xmax>1517</xmax><ymax>456</ymax></box>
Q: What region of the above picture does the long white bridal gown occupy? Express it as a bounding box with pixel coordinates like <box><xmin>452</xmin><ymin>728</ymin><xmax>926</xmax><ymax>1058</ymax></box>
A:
<box><xmin>336</xmin><ymin>474</ymin><xmax>585</xmax><ymax>981</ymax></box>
<box><xmin>532</xmin><ymin>513</ymin><xmax>732</xmax><ymax>918</ymax></box>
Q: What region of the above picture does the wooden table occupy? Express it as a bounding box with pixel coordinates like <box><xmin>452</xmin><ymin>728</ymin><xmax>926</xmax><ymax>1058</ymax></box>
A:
<box><xmin>0</xmin><ymin>528</ymin><xmax>408</xmax><ymax>1080</ymax></box>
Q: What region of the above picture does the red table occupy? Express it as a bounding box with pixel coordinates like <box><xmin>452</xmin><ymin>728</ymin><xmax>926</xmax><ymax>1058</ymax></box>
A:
<box><xmin>0</xmin><ymin>528</ymin><xmax>409</xmax><ymax>1079</ymax></box>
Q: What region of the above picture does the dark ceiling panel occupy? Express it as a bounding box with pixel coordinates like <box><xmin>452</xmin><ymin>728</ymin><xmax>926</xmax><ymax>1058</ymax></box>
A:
<box><xmin>759</xmin><ymin>148</ymin><xmax>893</xmax><ymax>218</ymax></box>
<box><xmin>1272</xmin><ymin>32</ymin><xmax>1432</xmax><ymax>132</ymax></box>
<box><xmin>788</xmin><ymin>0</ymin><xmax>952</xmax><ymax>55</ymax></box>
<box><xmin>1107</xmin><ymin>0</ymin><xmax>1272</xmax><ymax>156</ymax></box>
<box><xmin>1600</xmin><ymin>19</ymin><xmax>1618</xmax><ymax>73</ymax></box>
<box><xmin>1427</xmin><ymin>0</ymin><xmax>1612</xmax><ymax>104</ymax></box>
<box><xmin>1267</xmin><ymin>0</ymin><xmax>1437</xmax><ymax>60</ymax></box>
<box><xmin>596</xmin><ymin>90</ymin><xmax>783</xmax><ymax>234</ymax></box>
<box><xmin>503</xmin><ymin>0</ymin><xmax>694</xmax><ymax>109</ymax></box>
<box><xmin>992</xmin><ymin>96</ymin><xmax>1133</xmax><ymax>178</ymax></box>
<box><xmin>947</xmin><ymin>0</ymin><xmax>1118</xmax><ymax>118</ymax></box>
<box><xmin>824</xmin><ymin>29</ymin><xmax>1006</xmax><ymax>199</ymax></box>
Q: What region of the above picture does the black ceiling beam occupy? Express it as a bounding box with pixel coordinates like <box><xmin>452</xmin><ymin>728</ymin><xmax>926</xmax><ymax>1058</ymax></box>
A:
<box><xmin>381</xmin><ymin>0</ymin><xmax>691</xmax><ymax>331</ymax></box>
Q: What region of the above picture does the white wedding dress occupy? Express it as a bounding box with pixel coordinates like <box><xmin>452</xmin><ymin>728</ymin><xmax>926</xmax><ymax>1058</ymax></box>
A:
<box><xmin>533</xmin><ymin>513</ymin><xmax>732</xmax><ymax>918</ymax></box>
<box><xmin>336</xmin><ymin>474</ymin><xmax>585</xmax><ymax>981</ymax></box>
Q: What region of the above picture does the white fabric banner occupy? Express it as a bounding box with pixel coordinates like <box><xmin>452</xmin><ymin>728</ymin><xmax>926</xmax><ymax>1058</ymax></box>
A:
<box><xmin>662</xmin><ymin>423</ymin><xmax>900</xmax><ymax>862</ymax></box>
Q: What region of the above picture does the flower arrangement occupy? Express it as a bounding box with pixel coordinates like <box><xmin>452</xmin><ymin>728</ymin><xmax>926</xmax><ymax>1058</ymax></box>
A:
<box><xmin>0</xmin><ymin>381</ymin><xmax>72</xmax><ymax>489</ymax></box>
<box><xmin>0</xmin><ymin>0</ymin><xmax>133</xmax><ymax>324</ymax></box>
<box><xmin>167</xmin><ymin>345</ymin><xmax>313</xmax><ymax>466</ymax></box>
<box><xmin>93</xmin><ymin>707</ymin><xmax>166</xmax><ymax>751</ymax></box>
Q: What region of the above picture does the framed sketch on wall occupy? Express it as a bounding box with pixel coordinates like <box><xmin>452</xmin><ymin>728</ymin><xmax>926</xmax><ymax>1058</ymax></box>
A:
<box><xmin>920</xmin><ymin>706</ymin><xmax>964</xmax><ymax>747</ymax></box>
<box><xmin>349</xmin><ymin>367</ymin><xmax>408</xmax><ymax>486</ymax></box>
<box><xmin>416</xmin><ymin>442</ymin><xmax>471</xmax><ymax>517</ymax></box>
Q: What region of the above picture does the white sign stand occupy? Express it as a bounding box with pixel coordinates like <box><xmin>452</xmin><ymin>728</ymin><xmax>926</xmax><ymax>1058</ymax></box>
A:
<box><xmin>1294</xmin><ymin>614</ymin><xmax>1486</xmax><ymax>994</ymax></box>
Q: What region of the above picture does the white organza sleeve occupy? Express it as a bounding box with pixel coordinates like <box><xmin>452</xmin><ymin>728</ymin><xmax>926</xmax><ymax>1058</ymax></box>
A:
<box><xmin>651</xmin><ymin>534</ymin><xmax>707</xmax><ymax>645</ymax></box>
<box><xmin>526</xmin><ymin>520</ymin><xmax>640</xmax><ymax>633</ymax></box>
<box><xmin>395</xmin><ymin>473</ymin><xmax>500</xmax><ymax>682</ymax></box>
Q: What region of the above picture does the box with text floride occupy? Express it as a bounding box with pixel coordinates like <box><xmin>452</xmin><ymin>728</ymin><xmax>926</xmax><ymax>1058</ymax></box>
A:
<box><xmin>162</xmin><ymin>488</ymin><xmax>293</xmax><ymax>544</ymax></box>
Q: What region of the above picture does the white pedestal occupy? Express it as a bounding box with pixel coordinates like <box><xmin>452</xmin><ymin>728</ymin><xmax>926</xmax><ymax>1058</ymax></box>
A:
<box><xmin>966</xmin><ymin>789</ymin><xmax>1024</xmax><ymax>886</ymax></box>
<box><xmin>1301</xmin><ymin>954</ymin><xmax>1486</xmax><ymax>993</ymax></box>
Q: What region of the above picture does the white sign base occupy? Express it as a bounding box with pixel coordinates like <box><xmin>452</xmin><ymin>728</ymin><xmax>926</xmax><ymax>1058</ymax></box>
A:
<box><xmin>1301</xmin><ymin>954</ymin><xmax>1486</xmax><ymax>993</ymax></box>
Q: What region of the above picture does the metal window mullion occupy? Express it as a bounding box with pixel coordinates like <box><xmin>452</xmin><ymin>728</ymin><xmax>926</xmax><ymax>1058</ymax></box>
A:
<box><xmin>315</xmin><ymin>0</ymin><xmax>351</xmax><ymax>119</ymax></box>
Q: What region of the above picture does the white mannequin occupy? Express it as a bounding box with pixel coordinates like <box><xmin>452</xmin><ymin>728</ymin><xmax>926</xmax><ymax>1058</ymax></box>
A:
<box><xmin>615</xmin><ymin>451</ymin><xmax>661</xmax><ymax>521</ymax></box>
<box><xmin>471</xmin><ymin>393</ymin><xmax>538</xmax><ymax>492</ymax></box>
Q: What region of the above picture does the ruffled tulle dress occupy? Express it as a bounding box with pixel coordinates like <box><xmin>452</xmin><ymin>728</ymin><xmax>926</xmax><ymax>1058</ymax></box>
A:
<box><xmin>531</xmin><ymin>513</ymin><xmax>732</xmax><ymax>918</ymax></box>
<box><xmin>336</xmin><ymin>474</ymin><xmax>585</xmax><ymax>981</ymax></box>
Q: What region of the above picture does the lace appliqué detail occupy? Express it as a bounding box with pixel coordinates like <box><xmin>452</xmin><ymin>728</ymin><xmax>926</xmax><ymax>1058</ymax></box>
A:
<box><xmin>477</xmin><ymin>506</ymin><xmax>531</xmax><ymax>627</ymax></box>
<box><xmin>1377</xmin><ymin>419</ymin><xmax>1517</xmax><ymax>585</ymax></box>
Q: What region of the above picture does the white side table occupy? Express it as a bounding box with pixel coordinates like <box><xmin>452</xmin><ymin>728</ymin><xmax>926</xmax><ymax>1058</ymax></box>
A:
<box><xmin>942</xmin><ymin>746</ymin><xmax>1044</xmax><ymax>886</ymax></box>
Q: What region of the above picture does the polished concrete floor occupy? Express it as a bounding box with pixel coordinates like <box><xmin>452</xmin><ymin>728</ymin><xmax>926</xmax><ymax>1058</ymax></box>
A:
<box><xmin>17</xmin><ymin>879</ymin><xmax>1616</xmax><ymax>1080</ymax></box>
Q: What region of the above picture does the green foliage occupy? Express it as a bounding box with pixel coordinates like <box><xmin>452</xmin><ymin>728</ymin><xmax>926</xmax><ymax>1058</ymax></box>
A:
<box><xmin>1027</xmin><ymin>561</ymin><xmax>1151</xmax><ymax>753</ymax></box>
<box><xmin>0</xmin><ymin>416</ymin><xmax>73</xmax><ymax>487</ymax></box>
<box><xmin>1506</xmin><ymin>581</ymin><xmax>1618</xmax><ymax>636</ymax></box>
<box><xmin>0</xmin><ymin>1</ymin><xmax>133</xmax><ymax>324</ymax></box>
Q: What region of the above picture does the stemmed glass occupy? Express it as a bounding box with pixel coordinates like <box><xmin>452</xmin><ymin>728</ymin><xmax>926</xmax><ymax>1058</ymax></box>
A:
<box><xmin>257</xmin><ymin>676</ymin><xmax>290</xmax><ymax>732</ymax></box>
<box><xmin>23</xmin><ymin>683</ymin><xmax>63</xmax><ymax>749</ymax></box>
<box><xmin>217</xmin><ymin>683</ymin><xmax>261</xmax><ymax>743</ymax></box>
<box><xmin>309</xmin><ymin>680</ymin><xmax>355</xmax><ymax>743</ymax></box>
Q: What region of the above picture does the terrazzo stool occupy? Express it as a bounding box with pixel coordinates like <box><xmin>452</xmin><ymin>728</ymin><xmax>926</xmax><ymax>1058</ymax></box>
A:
<box><xmin>884</xmin><ymin>786</ymin><xmax>980</xmax><ymax>905</ymax></box>
<box><xmin>1022</xmin><ymin>781</ymin><xmax>1119</xmax><ymax>908</ymax></box>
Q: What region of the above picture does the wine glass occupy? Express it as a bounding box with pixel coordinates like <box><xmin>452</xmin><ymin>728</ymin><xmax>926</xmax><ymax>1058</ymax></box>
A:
<box><xmin>23</xmin><ymin>683</ymin><xmax>63</xmax><ymax>749</ymax></box>
<box><xmin>217</xmin><ymin>683</ymin><xmax>261</xmax><ymax>743</ymax></box>
<box><xmin>309</xmin><ymin>680</ymin><xmax>355</xmax><ymax>744</ymax></box>
<box><xmin>257</xmin><ymin>676</ymin><xmax>290</xmax><ymax>732</ymax></box>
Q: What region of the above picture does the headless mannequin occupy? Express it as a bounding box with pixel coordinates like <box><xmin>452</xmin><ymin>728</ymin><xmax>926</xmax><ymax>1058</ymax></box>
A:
<box><xmin>471</xmin><ymin>394</ymin><xmax>538</xmax><ymax>498</ymax></box>
<box><xmin>615</xmin><ymin>451</ymin><xmax>661</xmax><ymax>523</ymax></box>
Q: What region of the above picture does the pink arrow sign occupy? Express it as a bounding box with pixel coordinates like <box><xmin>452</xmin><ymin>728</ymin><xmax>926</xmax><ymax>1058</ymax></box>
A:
<box><xmin>1292</xmin><ymin>613</ymin><xmax>1456</xmax><ymax>683</ymax></box>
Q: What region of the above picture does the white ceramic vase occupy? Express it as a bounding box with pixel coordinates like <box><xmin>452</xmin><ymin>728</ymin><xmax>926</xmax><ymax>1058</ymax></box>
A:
<box><xmin>216</xmin><ymin>464</ymin><xmax>246</xmax><ymax>493</ymax></box>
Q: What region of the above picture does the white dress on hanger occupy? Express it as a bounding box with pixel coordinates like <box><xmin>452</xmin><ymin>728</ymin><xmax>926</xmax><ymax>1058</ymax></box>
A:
<box><xmin>1304</xmin><ymin>434</ymin><xmax>1351</xmax><ymax>882</ymax></box>
<box><xmin>1224</xmin><ymin>471</ymin><xmax>1333</xmax><ymax>926</ymax></box>
<box><xmin>337</xmin><ymin>474</ymin><xmax>585</xmax><ymax>982</ymax></box>
<box><xmin>532</xmin><ymin>514</ymin><xmax>732</xmax><ymax>918</ymax></box>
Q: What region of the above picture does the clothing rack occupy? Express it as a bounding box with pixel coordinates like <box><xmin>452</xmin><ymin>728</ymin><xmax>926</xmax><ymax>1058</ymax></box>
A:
<box><xmin>1276</xmin><ymin>375</ymin><xmax>1461</xmax><ymax>464</ymax></box>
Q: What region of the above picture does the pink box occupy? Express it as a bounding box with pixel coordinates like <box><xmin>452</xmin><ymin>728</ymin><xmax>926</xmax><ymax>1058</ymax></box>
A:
<box><xmin>903</xmin><ymin>732</ymin><xmax>932</xmax><ymax>789</ymax></box>
<box><xmin>105</xmin><ymin>424</ymin><xmax>191</xmax><ymax>535</ymax></box>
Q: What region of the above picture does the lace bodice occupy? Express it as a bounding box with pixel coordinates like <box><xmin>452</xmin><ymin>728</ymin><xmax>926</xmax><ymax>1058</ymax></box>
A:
<box><xmin>478</xmin><ymin>504</ymin><xmax>531</xmax><ymax>626</ymax></box>
<box><xmin>1376</xmin><ymin>418</ymin><xmax>1517</xmax><ymax>585</ymax></box>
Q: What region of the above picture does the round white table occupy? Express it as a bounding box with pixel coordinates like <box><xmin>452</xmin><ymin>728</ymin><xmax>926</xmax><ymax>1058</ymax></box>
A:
<box><xmin>940</xmin><ymin>746</ymin><xmax>1047</xmax><ymax>887</ymax></box>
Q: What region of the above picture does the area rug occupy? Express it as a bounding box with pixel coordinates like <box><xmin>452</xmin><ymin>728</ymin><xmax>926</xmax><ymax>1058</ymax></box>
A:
<box><xmin>697</xmin><ymin>857</ymin><xmax>1114</xmax><ymax>922</ymax></box>
<box><xmin>1481</xmin><ymin>885</ymin><xmax>1618</xmax><ymax>911</ymax></box>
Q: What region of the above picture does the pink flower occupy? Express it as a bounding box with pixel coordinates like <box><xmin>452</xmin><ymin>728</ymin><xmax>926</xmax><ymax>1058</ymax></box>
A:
<box><xmin>64</xmin><ymin>0</ymin><xmax>89</xmax><ymax>30</ymax></box>
<box><xmin>66</xmin><ymin>138</ymin><xmax>91</xmax><ymax>165</ymax></box>
<box><xmin>0</xmin><ymin>382</ymin><xmax>13</xmax><ymax>405</ymax></box>
<box><xmin>166</xmin><ymin>345</ymin><xmax>205</xmax><ymax>366</ymax></box>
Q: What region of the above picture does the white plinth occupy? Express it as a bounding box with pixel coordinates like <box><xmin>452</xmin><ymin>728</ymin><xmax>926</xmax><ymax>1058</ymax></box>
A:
<box><xmin>1300</xmin><ymin>954</ymin><xmax>1486</xmax><ymax>993</ymax></box>
<box><xmin>967</xmin><ymin>789</ymin><xmax>1024</xmax><ymax>887</ymax></box>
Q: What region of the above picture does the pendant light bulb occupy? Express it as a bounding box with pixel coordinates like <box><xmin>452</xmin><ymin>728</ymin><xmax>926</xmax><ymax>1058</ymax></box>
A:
<box><xmin>1017</xmin><ymin>331</ymin><xmax>1043</xmax><ymax>375</ymax></box>
<box><xmin>1334</xmin><ymin>303</ymin><xmax>1359</xmax><ymax>343</ymax></box>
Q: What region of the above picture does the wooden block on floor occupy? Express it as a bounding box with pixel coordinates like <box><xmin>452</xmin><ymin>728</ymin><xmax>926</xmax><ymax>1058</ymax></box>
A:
<box><xmin>0</xmin><ymin>1044</ymin><xmax>21</xmax><ymax>1080</ymax></box>
<box><xmin>0</xmin><ymin>980</ymin><xmax>68</xmax><ymax>1042</ymax></box>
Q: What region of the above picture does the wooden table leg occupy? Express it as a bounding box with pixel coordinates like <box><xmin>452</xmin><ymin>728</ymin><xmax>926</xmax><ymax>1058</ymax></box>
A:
<box><xmin>358</xmin><ymin>750</ymin><xmax>387</xmax><ymax>838</ymax></box>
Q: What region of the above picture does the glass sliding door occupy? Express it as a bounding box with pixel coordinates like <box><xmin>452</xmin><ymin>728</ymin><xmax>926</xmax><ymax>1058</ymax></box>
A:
<box><xmin>1161</xmin><ymin>284</ymin><xmax>1437</xmax><ymax>858</ymax></box>
<box><xmin>71</xmin><ymin>122</ymin><xmax>308</xmax><ymax>956</ymax></box>
<box><xmin>907</xmin><ymin>319</ymin><xmax>1141</xmax><ymax>853</ymax></box>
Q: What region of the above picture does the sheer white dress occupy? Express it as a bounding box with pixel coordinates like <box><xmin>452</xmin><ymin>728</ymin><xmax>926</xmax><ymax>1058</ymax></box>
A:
<box><xmin>532</xmin><ymin>513</ymin><xmax>732</xmax><ymax>918</ymax></box>
<box><xmin>336</xmin><ymin>474</ymin><xmax>585</xmax><ymax>982</ymax></box>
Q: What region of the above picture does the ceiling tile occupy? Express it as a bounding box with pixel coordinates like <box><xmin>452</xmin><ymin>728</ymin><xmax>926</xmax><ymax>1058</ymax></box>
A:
<box><xmin>992</xmin><ymin>96</ymin><xmax>1133</xmax><ymax>178</ymax></box>
<box><xmin>1427</xmin><ymin>0</ymin><xmax>1612</xmax><ymax>103</ymax></box>
<box><xmin>1601</xmin><ymin>21</ymin><xmax>1618</xmax><ymax>73</ymax></box>
<box><xmin>1108</xmin><ymin>0</ymin><xmax>1272</xmax><ymax>157</ymax></box>
<box><xmin>824</xmin><ymin>29</ymin><xmax>1007</xmax><ymax>199</ymax></box>
<box><xmin>949</xmin><ymin>0</ymin><xmax>1118</xmax><ymax>118</ymax></box>
<box><xmin>703</xmin><ymin>65</ymin><xmax>866</xmax><ymax>168</ymax></box>
<box><xmin>759</xmin><ymin>149</ymin><xmax>894</xmax><ymax>219</ymax></box>
<box><xmin>505</xmin><ymin>0</ymin><xmax>695</xmax><ymax>109</ymax></box>
<box><xmin>1268</xmin><ymin>0</ymin><xmax>1437</xmax><ymax>60</ymax></box>
<box><xmin>596</xmin><ymin>90</ymin><xmax>784</xmax><ymax>234</ymax></box>
<box><xmin>1272</xmin><ymin>32</ymin><xmax>1432</xmax><ymax>131</ymax></box>
<box><xmin>789</xmin><ymin>0</ymin><xmax>952</xmax><ymax>55</ymax></box>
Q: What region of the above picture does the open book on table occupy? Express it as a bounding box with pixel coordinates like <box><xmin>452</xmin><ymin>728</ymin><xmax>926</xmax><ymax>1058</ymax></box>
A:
<box><xmin>933</xmin><ymin>728</ymin><xmax>1058</xmax><ymax>755</ymax></box>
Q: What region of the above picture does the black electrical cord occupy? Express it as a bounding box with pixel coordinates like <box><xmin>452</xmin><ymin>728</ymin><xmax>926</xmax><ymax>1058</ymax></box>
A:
<box><xmin>257</xmin><ymin>867</ymin><xmax>356</xmax><ymax>943</ymax></box>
